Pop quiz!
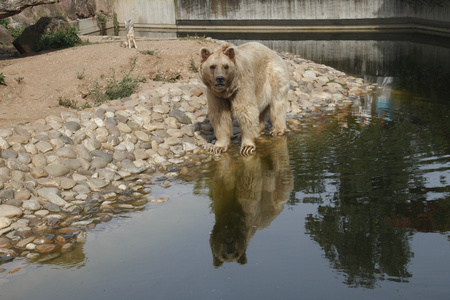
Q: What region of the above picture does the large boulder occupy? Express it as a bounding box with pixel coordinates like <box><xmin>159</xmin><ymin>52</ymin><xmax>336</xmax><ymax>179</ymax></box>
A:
<box><xmin>0</xmin><ymin>0</ymin><xmax>58</xmax><ymax>18</ymax></box>
<box><xmin>0</xmin><ymin>25</ymin><xmax>13</xmax><ymax>46</ymax></box>
<box><xmin>12</xmin><ymin>16</ymin><xmax>70</xmax><ymax>54</ymax></box>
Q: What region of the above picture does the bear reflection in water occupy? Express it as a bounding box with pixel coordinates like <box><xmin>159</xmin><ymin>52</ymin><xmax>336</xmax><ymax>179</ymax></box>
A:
<box><xmin>209</xmin><ymin>136</ymin><xmax>294</xmax><ymax>267</ymax></box>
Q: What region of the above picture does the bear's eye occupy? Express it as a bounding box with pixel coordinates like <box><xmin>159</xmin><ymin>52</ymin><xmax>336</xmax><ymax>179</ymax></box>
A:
<box><xmin>210</xmin><ymin>65</ymin><xmax>216</xmax><ymax>70</ymax></box>
<box><xmin>223</xmin><ymin>65</ymin><xmax>229</xmax><ymax>70</ymax></box>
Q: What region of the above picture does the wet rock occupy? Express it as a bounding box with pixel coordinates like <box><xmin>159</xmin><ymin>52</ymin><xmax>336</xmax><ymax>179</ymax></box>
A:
<box><xmin>0</xmin><ymin>248</ymin><xmax>17</xmax><ymax>262</ymax></box>
<box><xmin>37</xmin><ymin>188</ymin><xmax>68</xmax><ymax>207</ymax></box>
<box><xmin>0</xmin><ymin>237</ymin><xmax>11</xmax><ymax>248</ymax></box>
<box><xmin>35</xmin><ymin>244</ymin><xmax>57</xmax><ymax>253</ymax></box>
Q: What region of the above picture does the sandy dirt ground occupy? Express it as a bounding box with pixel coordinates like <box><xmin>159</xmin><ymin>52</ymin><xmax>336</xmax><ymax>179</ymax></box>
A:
<box><xmin>0</xmin><ymin>36</ymin><xmax>216</xmax><ymax>129</ymax></box>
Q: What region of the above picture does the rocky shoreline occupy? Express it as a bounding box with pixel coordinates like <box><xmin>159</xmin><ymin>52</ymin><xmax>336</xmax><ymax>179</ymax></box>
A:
<box><xmin>0</xmin><ymin>48</ymin><xmax>376</xmax><ymax>264</ymax></box>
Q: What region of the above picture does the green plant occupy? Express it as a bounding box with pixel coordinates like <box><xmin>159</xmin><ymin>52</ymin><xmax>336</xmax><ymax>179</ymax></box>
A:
<box><xmin>10</xmin><ymin>27</ymin><xmax>24</xmax><ymax>39</ymax></box>
<box><xmin>0</xmin><ymin>73</ymin><xmax>6</xmax><ymax>85</ymax></box>
<box><xmin>90</xmin><ymin>57</ymin><xmax>145</xmax><ymax>105</ymax></box>
<box><xmin>140</xmin><ymin>50</ymin><xmax>155</xmax><ymax>55</ymax></box>
<box><xmin>154</xmin><ymin>73</ymin><xmax>181</xmax><ymax>83</ymax></box>
<box><xmin>15</xmin><ymin>77</ymin><xmax>24</xmax><ymax>84</ymax></box>
<box><xmin>96</xmin><ymin>13</ymin><xmax>108</xmax><ymax>35</ymax></box>
<box><xmin>36</xmin><ymin>25</ymin><xmax>82</xmax><ymax>51</ymax></box>
<box><xmin>113</xmin><ymin>12</ymin><xmax>119</xmax><ymax>36</ymax></box>
<box><xmin>77</xmin><ymin>68</ymin><xmax>86</xmax><ymax>80</ymax></box>
<box><xmin>189</xmin><ymin>57</ymin><xmax>198</xmax><ymax>73</ymax></box>
<box><xmin>58</xmin><ymin>97</ymin><xmax>78</xmax><ymax>109</ymax></box>
<box><xmin>0</xmin><ymin>18</ymin><xmax>10</xmax><ymax>28</ymax></box>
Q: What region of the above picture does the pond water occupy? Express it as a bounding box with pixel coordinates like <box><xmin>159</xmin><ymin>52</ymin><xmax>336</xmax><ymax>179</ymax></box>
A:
<box><xmin>1</xmin><ymin>34</ymin><xmax>450</xmax><ymax>300</ymax></box>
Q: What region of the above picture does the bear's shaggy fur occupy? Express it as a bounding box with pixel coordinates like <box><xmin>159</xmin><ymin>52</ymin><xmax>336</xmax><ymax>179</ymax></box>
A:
<box><xmin>199</xmin><ymin>42</ymin><xmax>290</xmax><ymax>155</ymax></box>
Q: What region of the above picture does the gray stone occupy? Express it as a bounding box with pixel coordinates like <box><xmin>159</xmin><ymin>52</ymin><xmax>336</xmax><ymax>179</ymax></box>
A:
<box><xmin>30</xmin><ymin>167</ymin><xmax>48</xmax><ymax>178</ymax></box>
<box><xmin>90</xmin><ymin>150</ymin><xmax>113</xmax><ymax>163</ymax></box>
<box><xmin>63</xmin><ymin>121</ymin><xmax>81</xmax><ymax>132</ymax></box>
<box><xmin>62</xmin><ymin>158</ymin><xmax>82</xmax><ymax>170</ymax></box>
<box><xmin>43</xmin><ymin>203</ymin><xmax>60</xmax><ymax>212</ymax></box>
<box><xmin>91</xmin><ymin>157</ymin><xmax>109</xmax><ymax>169</ymax></box>
<box><xmin>22</xmin><ymin>200</ymin><xmax>41</xmax><ymax>211</ymax></box>
<box><xmin>165</xmin><ymin>137</ymin><xmax>181</xmax><ymax>146</ymax></box>
<box><xmin>17</xmin><ymin>153</ymin><xmax>31</xmax><ymax>164</ymax></box>
<box><xmin>169</xmin><ymin>109</ymin><xmax>192</xmax><ymax>124</ymax></box>
<box><xmin>31</xmin><ymin>153</ymin><xmax>47</xmax><ymax>167</ymax></box>
<box><xmin>60</xmin><ymin>135</ymin><xmax>74</xmax><ymax>145</ymax></box>
<box><xmin>0</xmin><ymin>204</ymin><xmax>23</xmax><ymax>218</ymax></box>
<box><xmin>37</xmin><ymin>188</ymin><xmax>68</xmax><ymax>207</ymax></box>
<box><xmin>82</xmin><ymin>138</ymin><xmax>101</xmax><ymax>151</ymax></box>
<box><xmin>0</xmin><ymin>189</ymin><xmax>14</xmax><ymax>200</ymax></box>
<box><xmin>35</xmin><ymin>141</ymin><xmax>53</xmax><ymax>153</ymax></box>
<box><xmin>44</xmin><ymin>164</ymin><xmax>70</xmax><ymax>177</ymax></box>
<box><xmin>86</xmin><ymin>179</ymin><xmax>109</xmax><ymax>191</ymax></box>
<box><xmin>6</xmin><ymin>159</ymin><xmax>30</xmax><ymax>172</ymax></box>
<box><xmin>0</xmin><ymin>216</ymin><xmax>11</xmax><ymax>229</ymax></box>
<box><xmin>1</xmin><ymin>149</ymin><xmax>18</xmax><ymax>159</ymax></box>
<box><xmin>56</xmin><ymin>146</ymin><xmax>77</xmax><ymax>158</ymax></box>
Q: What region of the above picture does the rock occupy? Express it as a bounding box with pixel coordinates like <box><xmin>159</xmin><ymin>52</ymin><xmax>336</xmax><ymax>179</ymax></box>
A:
<box><xmin>35</xmin><ymin>244</ymin><xmax>57</xmax><ymax>253</ymax></box>
<box><xmin>0</xmin><ymin>189</ymin><xmax>14</xmax><ymax>200</ymax></box>
<box><xmin>14</xmin><ymin>190</ymin><xmax>31</xmax><ymax>200</ymax></box>
<box><xmin>22</xmin><ymin>200</ymin><xmax>41</xmax><ymax>211</ymax></box>
<box><xmin>1</xmin><ymin>149</ymin><xmax>18</xmax><ymax>159</ymax></box>
<box><xmin>0</xmin><ymin>237</ymin><xmax>11</xmax><ymax>248</ymax></box>
<box><xmin>0</xmin><ymin>205</ymin><xmax>23</xmax><ymax>218</ymax></box>
<box><xmin>13</xmin><ymin>17</ymin><xmax>78</xmax><ymax>54</ymax></box>
<box><xmin>56</xmin><ymin>146</ymin><xmax>77</xmax><ymax>158</ymax></box>
<box><xmin>44</xmin><ymin>164</ymin><xmax>70</xmax><ymax>177</ymax></box>
<box><xmin>0</xmin><ymin>248</ymin><xmax>17</xmax><ymax>262</ymax></box>
<box><xmin>86</xmin><ymin>179</ymin><xmax>109</xmax><ymax>191</ymax></box>
<box><xmin>0</xmin><ymin>217</ymin><xmax>12</xmax><ymax>229</ymax></box>
<box><xmin>0</xmin><ymin>25</ymin><xmax>13</xmax><ymax>46</ymax></box>
<box><xmin>0</xmin><ymin>1</ymin><xmax>58</xmax><ymax>18</ymax></box>
<box><xmin>37</xmin><ymin>188</ymin><xmax>68</xmax><ymax>207</ymax></box>
<box><xmin>90</xmin><ymin>150</ymin><xmax>113</xmax><ymax>163</ymax></box>
<box><xmin>169</xmin><ymin>109</ymin><xmax>192</xmax><ymax>124</ymax></box>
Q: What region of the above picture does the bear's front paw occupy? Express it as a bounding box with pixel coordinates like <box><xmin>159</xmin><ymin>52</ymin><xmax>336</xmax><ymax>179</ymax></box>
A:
<box><xmin>270</xmin><ymin>129</ymin><xmax>285</xmax><ymax>136</ymax></box>
<box><xmin>208</xmin><ymin>144</ymin><xmax>228</xmax><ymax>154</ymax></box>
<box><xmin>240</xmin><ymin>144</ymin><xmax>256</xmax><ymax>156</ymax></box>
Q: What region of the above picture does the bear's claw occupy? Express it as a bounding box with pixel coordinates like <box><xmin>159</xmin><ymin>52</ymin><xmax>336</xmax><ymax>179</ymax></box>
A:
<box><xmin>209</xmin><ymin>145</ymin><xmax>228</xmax><ymax>154</ymax></box>
<box><xmin>240</xmin><ymin>145</ymin><xmax>256</xmax><ymax>156</ymax></box>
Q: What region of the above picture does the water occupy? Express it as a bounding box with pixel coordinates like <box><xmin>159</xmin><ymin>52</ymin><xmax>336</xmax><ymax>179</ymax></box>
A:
<box><xmin>1</xmin><ymin>34</ymin><xmax>450</xmax><ymax>299</ymax></box>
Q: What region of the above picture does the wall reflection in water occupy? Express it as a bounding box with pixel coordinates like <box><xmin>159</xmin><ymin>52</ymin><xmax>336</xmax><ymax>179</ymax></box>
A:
<box><xmin>209</xmin><ymin>137</ymin><xmax>293</xmax><ymax>267</ymax></box>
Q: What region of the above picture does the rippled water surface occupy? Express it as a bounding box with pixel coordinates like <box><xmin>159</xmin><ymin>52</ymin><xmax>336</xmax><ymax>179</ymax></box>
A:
<box><xmin>1</xmin><ymin>35</ymin><xmax>450</xmax><ymax>299</ymax></box>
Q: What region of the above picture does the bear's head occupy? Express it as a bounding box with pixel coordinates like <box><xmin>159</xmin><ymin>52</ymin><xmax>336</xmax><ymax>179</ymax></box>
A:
<box><xmin>200</xmin><ymin>44</ymin><xmax>238</xmax><ymax>97</ymax></box>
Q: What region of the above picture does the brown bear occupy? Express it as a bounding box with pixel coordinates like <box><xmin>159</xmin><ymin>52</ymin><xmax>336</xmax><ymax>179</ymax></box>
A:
<box><xmin>199</xmin><ymin>42</ymin><xmax>290</xmax><ymax>155</ymax></box>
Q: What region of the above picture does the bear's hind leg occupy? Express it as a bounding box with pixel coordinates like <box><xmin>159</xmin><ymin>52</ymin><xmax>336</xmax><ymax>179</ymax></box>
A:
<box><xmin>259</xmin><ymin>106</ymin><xmax>270</xmax><ymax>133</ymax></box>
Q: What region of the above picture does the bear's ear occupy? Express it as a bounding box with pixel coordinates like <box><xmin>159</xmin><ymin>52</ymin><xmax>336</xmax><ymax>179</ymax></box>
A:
<box><xmin>224</xmin><ymin>47</ymin><xmax>235</xmax><ymax>61</ymax></box>
<box><xmin>200</xmin><ymin>48</ymin><xmax>211</xmax><ymax>62</ymax></box>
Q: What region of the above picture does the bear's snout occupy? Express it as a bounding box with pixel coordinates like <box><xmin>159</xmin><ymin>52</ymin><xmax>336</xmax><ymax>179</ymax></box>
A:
<box><xmin>215</xmin><ymin>76</ymin><xmax>225</xmax><ymax>86</ymax></box>
<box><xmin>216</xmin><ymin>76</ymin><xmax>225</xmax><ymax>84</ymax></box>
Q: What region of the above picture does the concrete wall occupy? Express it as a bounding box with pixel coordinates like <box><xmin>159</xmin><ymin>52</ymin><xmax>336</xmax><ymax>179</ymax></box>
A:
<box><xmin>112</xmin><ymin>0</ymin><xmax>176</xmax><ymax>25</ymax></box>
<box><xmin>174</xmin><ymin>0</ymin><xmax>450</xmax><ymax>23</ymax></box>
<box><xmin>107</xmin><ymin>0</ymin><xmax>450</xmax><ymax>35</ymax></box>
